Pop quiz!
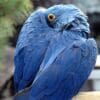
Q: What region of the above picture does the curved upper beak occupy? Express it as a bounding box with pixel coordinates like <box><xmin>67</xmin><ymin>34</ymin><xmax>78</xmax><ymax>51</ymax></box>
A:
<box><xmin>54</xmin><ymin>14</ymin><xmax>75</xmax><ymax>32</ymax></box>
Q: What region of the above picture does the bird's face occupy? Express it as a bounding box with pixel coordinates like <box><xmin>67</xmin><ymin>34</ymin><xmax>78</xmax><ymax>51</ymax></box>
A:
<box><xmin>44</xmin><ymin>5</ymin><xmax>90</xmax><ymax>38</ymax></box>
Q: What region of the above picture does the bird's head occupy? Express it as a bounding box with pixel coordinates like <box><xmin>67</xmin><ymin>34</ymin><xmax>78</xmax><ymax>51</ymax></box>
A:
<box><xmin>44</xmin><ymin>4</ymin><xmax>90</xmax><ymax>38</ymax></box>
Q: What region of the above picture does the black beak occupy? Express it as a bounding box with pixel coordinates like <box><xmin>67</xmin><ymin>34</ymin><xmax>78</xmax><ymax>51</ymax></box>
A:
<box><xmin>60</xmin><ymin>24</ymin><xmax>73</xmax><ymax>32</ymax></box>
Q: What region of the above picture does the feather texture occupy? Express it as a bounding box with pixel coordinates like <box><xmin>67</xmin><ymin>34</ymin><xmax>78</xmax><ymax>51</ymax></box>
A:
<box><xmin>14</xmin><ymin>4</ymin><xmax>97</xmax><ymax>100</ymax></box>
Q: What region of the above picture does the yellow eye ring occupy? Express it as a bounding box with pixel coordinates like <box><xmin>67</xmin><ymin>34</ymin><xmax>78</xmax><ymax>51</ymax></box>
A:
<box><xmin>48</xmin><ymin>14</ymin><xmax>56</xmax><ymax>21</ymax></box>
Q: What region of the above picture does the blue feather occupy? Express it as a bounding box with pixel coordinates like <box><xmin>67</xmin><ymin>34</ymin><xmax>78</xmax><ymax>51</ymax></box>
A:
<box><xmin>14</xmin><ymin>4</ymin><xmax>97</xmax><ymax>100</ymax></box>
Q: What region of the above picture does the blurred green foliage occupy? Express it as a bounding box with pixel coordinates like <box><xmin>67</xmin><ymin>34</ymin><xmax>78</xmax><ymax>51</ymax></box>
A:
<box><xmin>0</xmin><ymin>0</ymin><xmax>33</xmax><ymax>63</ymax></box>
<box><xmin>0</xmin><ymin>0</ymin><xmax>32</xmax><ymax>17</ymax></box>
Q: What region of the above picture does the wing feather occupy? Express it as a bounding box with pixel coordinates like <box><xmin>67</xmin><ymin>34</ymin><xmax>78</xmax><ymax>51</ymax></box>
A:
<box><xmin>29</xmin><ymin>38</ymin><xmax>97</xmax><ymax>99</ymax></box>
<box><xmin>14</xmin><ymin>10</ymin><xmax>50</xmax><ymax>92</ymax></box>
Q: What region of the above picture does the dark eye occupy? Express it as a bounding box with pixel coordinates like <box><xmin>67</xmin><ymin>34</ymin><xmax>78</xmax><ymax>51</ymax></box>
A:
<box><xmin>48</xmin><ymin>14</ymin><xmax>56</xmax><ymax>22</ymax></box>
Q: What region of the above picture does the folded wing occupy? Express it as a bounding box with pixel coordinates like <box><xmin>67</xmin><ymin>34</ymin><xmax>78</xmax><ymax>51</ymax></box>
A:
<box><xmin>29</xmin><ymin>38</ymin><xmax>97</xmax><ymax>100</ymax></box>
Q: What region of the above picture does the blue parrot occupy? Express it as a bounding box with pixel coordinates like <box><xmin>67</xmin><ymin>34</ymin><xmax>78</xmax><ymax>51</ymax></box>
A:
<box><xmin>14</xmin><ymin>4</ymin><xmax>97</xmax><ymax>100</ymax></box>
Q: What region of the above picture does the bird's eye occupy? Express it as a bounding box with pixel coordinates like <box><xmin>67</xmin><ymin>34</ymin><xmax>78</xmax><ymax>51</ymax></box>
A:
<box><xmin>48</xmin><ymin>14</ymin><xmax>56</xmax><ymax>22</ymax></box>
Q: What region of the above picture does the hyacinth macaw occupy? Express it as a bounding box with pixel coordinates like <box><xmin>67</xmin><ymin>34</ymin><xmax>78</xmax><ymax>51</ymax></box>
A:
<box><xmin>14</xmin><ymin>4</ymin><xmax>97</xmax><ymax>100</ymax></box>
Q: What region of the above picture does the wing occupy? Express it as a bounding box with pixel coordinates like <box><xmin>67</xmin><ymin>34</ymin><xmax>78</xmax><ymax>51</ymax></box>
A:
<box><xmin>14</xmin><ymin>43</ymin><xmax>48</xmax><ymax>92</ymax></box>
<box><xmin>14</xmin><ymin>10</ymin><xmax>51</xmax><ymax>92</ymax></box>
<box><xmin>27</xmin><ymin>38</ymin><xmax>97</xmax><ymax>100</ymax></box>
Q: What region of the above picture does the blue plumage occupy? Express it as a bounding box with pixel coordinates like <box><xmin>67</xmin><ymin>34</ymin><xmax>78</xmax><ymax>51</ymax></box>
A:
<box><xmin>14</xmin><ymin>4</ymin><xmax>97</xmax><ymax>100</ymax></box>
